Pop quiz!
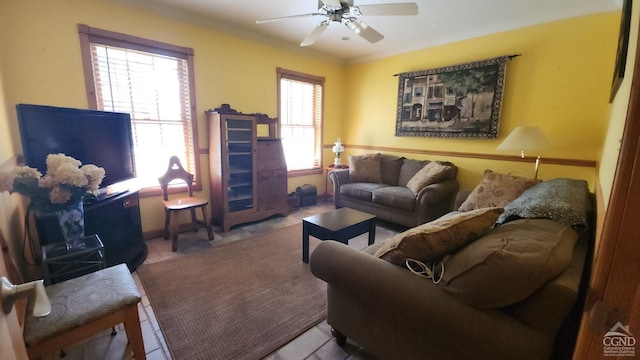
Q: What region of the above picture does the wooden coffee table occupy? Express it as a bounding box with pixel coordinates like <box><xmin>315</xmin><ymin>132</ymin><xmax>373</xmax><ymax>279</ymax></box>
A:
<box><xmin>302</xmin><ymin>207</ymin><xmax>376</xmax><ymax>263</ymax></box>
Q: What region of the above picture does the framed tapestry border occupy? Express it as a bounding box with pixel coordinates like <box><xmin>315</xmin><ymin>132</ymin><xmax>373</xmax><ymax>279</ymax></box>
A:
<box><xmin>609</xmin><ymin>0</ymin><xmax>632</xmax><ymax>103</ymax></box>
<box><xmin>395</xmin><ymin>55</ymin><xmax>513</xmax><ymax>139</ymax></box>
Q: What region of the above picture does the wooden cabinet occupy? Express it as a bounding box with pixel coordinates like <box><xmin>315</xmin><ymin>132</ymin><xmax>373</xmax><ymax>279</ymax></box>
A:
<box><xmin>257</xmin><ymin>139</ymin><xmax>288</xmax><ymax>212</ymax></box>
<box><xmin>207</xmin><ymin>111</ymin><xmax>288</xmax><ymax>231</ymax></box>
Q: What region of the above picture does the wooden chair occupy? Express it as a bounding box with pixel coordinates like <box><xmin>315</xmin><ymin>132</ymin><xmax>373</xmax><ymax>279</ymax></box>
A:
<box><xmin>22</xmin><ymin>264</ymin><xmax>146</xmax><ymax>359</ymax></box>
<box><xmin>158</xmin><ymin>156</ymin><xmax>214</xmax><ymax>251</ymax></box>
<box><xmin>1</xmin><ymin>233</ymin><xmax>144</xmax><ymax>359</ymax></box>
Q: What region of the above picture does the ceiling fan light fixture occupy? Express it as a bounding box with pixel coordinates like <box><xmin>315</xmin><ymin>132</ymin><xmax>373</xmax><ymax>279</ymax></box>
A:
<box><xmin>258</xmin><ymin>1</ymin><xmax>418</xmax><ymax>46</ymax></box>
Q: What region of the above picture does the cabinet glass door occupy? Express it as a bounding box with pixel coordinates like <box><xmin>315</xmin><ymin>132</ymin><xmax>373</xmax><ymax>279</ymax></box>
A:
<box><xmin>225</xmin><ymin>118</ymin><xmax>255</xmax><ymax>213</ymax></box>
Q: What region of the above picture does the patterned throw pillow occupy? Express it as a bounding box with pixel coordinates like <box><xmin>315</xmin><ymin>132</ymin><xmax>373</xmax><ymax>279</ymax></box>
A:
<box><xmin>348</xmin><ymin>153</ymin><xmax>382</xmax><ymax>183</ymax></box>
<box><xmin>374</xmin><ymin>207</ymin><xmax>504</xmax><ymax>265</ymax></box>
<box><xmin>406</xmin><ymin>161</ymin><xmax>452</xmax><ymax>195</ymax></box>
<box><xmin>458</xmin><ymin>169</ymin><xmax>540</xmax><ymax>211</ymax></box>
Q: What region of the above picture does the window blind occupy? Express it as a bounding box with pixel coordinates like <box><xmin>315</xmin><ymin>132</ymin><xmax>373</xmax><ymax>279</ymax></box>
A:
<box><xmin>89</xmin><ymin>43</ymin><xmax>196</xmax><ymax>188</ymax></box>
<box><xmin>279</xmin><ymin>70</ymin><xmax>324</xmax><ymax>172</ymax></box>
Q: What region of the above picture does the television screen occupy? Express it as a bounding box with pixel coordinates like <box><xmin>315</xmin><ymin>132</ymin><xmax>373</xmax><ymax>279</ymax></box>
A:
<box><xmin>16</xmin><ymin>104</ymin><xmax>136</xmax><ymax>196</ymax></box>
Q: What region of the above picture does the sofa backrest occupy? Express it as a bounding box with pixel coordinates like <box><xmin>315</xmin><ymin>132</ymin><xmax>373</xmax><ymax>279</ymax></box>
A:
<box><xmin>380</xmin><ymin>154</ymin><xmax>405</xmax><ymax>185</ymax></box>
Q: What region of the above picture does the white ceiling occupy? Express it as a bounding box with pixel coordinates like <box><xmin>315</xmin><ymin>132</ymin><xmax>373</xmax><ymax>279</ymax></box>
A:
<box><xmin>110</xmin><ymin>0</ymin><xmax>621</xmax><ymax>63</ymax></box>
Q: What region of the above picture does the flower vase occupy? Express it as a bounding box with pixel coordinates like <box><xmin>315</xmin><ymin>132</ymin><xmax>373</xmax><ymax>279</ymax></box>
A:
<box><xmin>56</xmin><ymin>202</ymin><xmax>86</xmax><ymax>249</ymax></box>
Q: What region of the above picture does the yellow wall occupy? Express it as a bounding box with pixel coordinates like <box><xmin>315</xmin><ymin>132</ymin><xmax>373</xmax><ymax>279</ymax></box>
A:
<box><xmin>343</xmin><ymin>13</ymin><xmax>619</xmax><ymax>190</ymax></box>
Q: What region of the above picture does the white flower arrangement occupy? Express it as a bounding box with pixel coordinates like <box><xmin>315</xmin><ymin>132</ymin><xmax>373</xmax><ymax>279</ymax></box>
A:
<box><xmin>0</xmin><ymin>154</ymin><xmax>105</xmax><ymax>211</ymax></box>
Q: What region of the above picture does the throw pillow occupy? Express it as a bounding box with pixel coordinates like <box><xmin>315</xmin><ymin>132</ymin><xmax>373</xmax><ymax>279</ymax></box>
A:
<box><xmin>458</xmin><ymin>169</ymin><xmax>540</xmax><ymax>211</ymax></box>
<box><xmin>496</xmin><ymin>178</ymin><xmax>592</xmax><ymax>231</ymax></box>
<box><xmin>406</xmin><ymin>161</ymin><xmax>451</xmax><ymax>195</ymax></box>
<box><xmin>374</xmin><ymin>207</ymin><xmax>504</xmax><ymax>265</ymax></box>
<box><xmin>348</xmin><ymin>153</ymin><xmax>382</xmax><ymax>183</ymax></box>
<box><xmin>397</xmin><ymin>159</ymin><xmax>429</xmax><ymax>186</ymax></box>
<box><xmin>437</xmin><ymin>218</ymin><xmax>578</xmax><ymax>309</ymax></box>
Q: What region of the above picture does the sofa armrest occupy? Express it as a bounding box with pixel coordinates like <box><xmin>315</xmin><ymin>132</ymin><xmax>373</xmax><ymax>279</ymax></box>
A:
<box><xmin>414</xmin><ymin>179</ymin><xmax>459</xmax><ymax>223</ymax></box>
<box><xmin>454</xmin><ymin>188</ymin><xmax>473</xmax><ymax>210</ymax></box>
<box><xmin>310</xmin><ymin>240</ymin><xmax>549</xmax><ymax>360</ymax></box>
<box><xmin>310</xmin><ymin>241</ymin><xmax>481</xmax><ymax>321</ymax></box>
<box><xmin>328</xmin><ymin>169</ymin><xmax>349</xmax><ymax>206</ymax></box>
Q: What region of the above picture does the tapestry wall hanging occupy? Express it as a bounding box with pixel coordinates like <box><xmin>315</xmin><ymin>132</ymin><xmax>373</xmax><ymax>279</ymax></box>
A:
<box><xmin>395</xmin><ymin>55</ymin><xmax>511</xmax><ymax>139</ymax></box>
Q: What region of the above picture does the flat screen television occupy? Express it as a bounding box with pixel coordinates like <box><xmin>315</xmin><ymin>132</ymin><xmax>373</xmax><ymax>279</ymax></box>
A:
<box><xmin>16</xmin><ymin>104</ymin><xmax>137</xmax><ymax>198</ymax></box>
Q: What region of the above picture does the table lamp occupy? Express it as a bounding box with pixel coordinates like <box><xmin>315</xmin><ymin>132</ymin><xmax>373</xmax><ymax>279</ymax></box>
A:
<box><xmin>332</xmin><ymin>138</ymin><xmax>345</xmax><ymax>167</ymax></box>
<box><xmin>497</xmin><ymin>126</ymin><xmax>550</xmax><ymax>179</ymax></box>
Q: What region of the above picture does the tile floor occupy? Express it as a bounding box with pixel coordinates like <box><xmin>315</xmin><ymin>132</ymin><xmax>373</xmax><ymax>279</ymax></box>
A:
<box><xmin>41</xmin><ymin>200</ymin><xmax>405</xmax><ymax>360</ymax></box>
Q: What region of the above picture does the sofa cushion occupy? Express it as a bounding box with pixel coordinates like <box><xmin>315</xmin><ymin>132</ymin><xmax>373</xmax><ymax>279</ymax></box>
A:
<box><xmin>380</xmin><ymin>154</ymin><xmax>405</xmax><ymax>185</ymax></box>
<box><xmin>374</xmin><ymin>207</ymin><xmax>504</xmax><ymax>265</ymax></box>
<box><xmin>497</xmin><ymin>178</ymin><xmax>592</xmax><ymax>231</ymax></box>
<box><xmin>406</xmin><ymin>161</ymin><xmax>453</xmax><ymax>195</ymax></box>
<box><xmin>458</xmin><ymin>169</ymin><xmax>540</xmax><ymax>211</ymax></box>
<box><xmin>340</xmin><ymin>183</ymin><xmax>389</xmax><ymax>201</ymax></box>
<box><xmin>397</xmin><ymin>159</ymin><xmax>429</xmax><ymax>187</ymax></box>
<box><xmin>349</xmin><ymin>153</ymin><xmax>382</xmax><ymax>183</ymax></box>
<box><xmin>372</xmin><ymin>186</ymin><xmax>416</xmax><ymax>211</ymax></box>
<box><xmin>438</xmin><ymin>218</ymin><xmax>578</xmax><ymax>309</ymax></box>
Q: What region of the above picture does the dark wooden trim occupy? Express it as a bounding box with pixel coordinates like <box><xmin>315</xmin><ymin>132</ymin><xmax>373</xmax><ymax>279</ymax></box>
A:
<box><xmin>323</xmin><ymin>144</ymin><xmax>597</xmax><ymax>168</ymax></box>
<box><xmin>288</xmin><ymin>168</ymin><xmax>323</xmax><ymax>177</ymax></box>
<box><xmin>276</xmin><ymin>67</ymin><xmax>325</xmax><ymax>84</ymax></box>
<box><xmin>77</xmin><ymin>30</ymin><xmax>98</xmax><ymax>110</ymax></box>
<box><xmin>77</xmin><ymin>24</ymin><xmax>193</xmax><ymax>58</ymax></box>
<box><xmin>186</xmin><ymin>52</ymin><xmax>204</xmax><ymax>189</ymax></box>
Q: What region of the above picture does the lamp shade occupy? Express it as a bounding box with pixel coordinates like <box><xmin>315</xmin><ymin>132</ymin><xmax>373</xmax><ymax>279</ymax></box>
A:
<box><xmin>497</xmin><ymin>126</ymin><xmax>550</xmax><ymax>156</ymax></box>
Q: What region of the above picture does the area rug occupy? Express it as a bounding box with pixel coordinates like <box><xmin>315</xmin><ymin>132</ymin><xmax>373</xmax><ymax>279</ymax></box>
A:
<box><xmin>136</xmin><ymin>224</ymin><xmax>326</xmax><ymax>360</ymax></box>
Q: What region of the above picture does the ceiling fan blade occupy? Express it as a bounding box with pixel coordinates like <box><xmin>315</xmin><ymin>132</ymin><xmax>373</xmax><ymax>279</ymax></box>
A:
<box><xmin>300</xmin><ymin>21</ymin><xmax>330</xmax><ymax>47</ymax></box>
<box><xmin>345</xmin><ymin>18</ymin><xmax>384</xmax><ymax>43</ymax></box>
<box><xmin>320</xmin><ymin>0</ymin><xmax>342</xmax><ymax>9</ymax></box>
<box><xmin>256</xmin><ymin>12</ymin><xmax>321</xmax><ymax>24</ymax></box>
<box><xmin>357</xmin><ymin>3</ymin><xmax>419</xmax><ymax>16</ymax></box>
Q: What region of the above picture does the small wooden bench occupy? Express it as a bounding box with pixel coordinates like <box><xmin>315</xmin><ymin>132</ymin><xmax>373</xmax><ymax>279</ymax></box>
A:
<box><xmin>23</xmin><ymin>263</ymin><xmax>145</xmax><ymax>359</ymax></box>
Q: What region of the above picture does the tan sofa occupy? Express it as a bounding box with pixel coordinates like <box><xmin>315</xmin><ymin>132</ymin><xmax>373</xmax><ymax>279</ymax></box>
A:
<box><xmin>310</xmin><ymin>178</ymin><xmax>593</xmax><ymax>360</ymax></box>
<box><xmin>329</xmin><ymin>154</ymin><xmax>459</xmax><ymax>227</ymax></box>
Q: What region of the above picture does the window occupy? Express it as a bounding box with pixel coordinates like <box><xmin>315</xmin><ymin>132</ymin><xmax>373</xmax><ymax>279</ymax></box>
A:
<box><xmin>277</xmin><ymin>68</ymin><xmax>324</xmax><ymax>173</ymax></box>
<box><xmin>78</xmin><ymin>24</ymin><xmax>200</xmax><ymax>190</ymax></box>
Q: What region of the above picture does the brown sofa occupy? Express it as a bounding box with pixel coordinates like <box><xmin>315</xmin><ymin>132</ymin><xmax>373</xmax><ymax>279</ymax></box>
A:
<box><xmin>310</xmin><ymin>178</ymin><xmax>593</xmax><ymax>360</ymax></box>
<box><xmin>329</xmin><ymin>154</ymin><xmax>459</xmax><ymax>227</ymax></box>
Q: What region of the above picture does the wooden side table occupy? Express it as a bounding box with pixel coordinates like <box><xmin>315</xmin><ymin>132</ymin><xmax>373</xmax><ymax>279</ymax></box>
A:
<box><xmin>41</xmin><ymin>234</ymin><xmax>106</xmax><ymax>285</ymax></box>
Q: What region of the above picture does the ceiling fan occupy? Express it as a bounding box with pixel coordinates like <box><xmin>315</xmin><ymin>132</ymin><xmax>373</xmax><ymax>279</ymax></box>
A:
<box><xmin>256</xmin><ymin>0</ymin><xmax>419</xmax><ymax>47</ymax></box>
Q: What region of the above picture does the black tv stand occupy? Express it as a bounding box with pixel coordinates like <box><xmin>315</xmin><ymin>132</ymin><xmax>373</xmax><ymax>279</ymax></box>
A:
<box><xmin>35</xmin><ymin>189</ymin><xmax>147</xmax><ymax>272</ymax></box>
